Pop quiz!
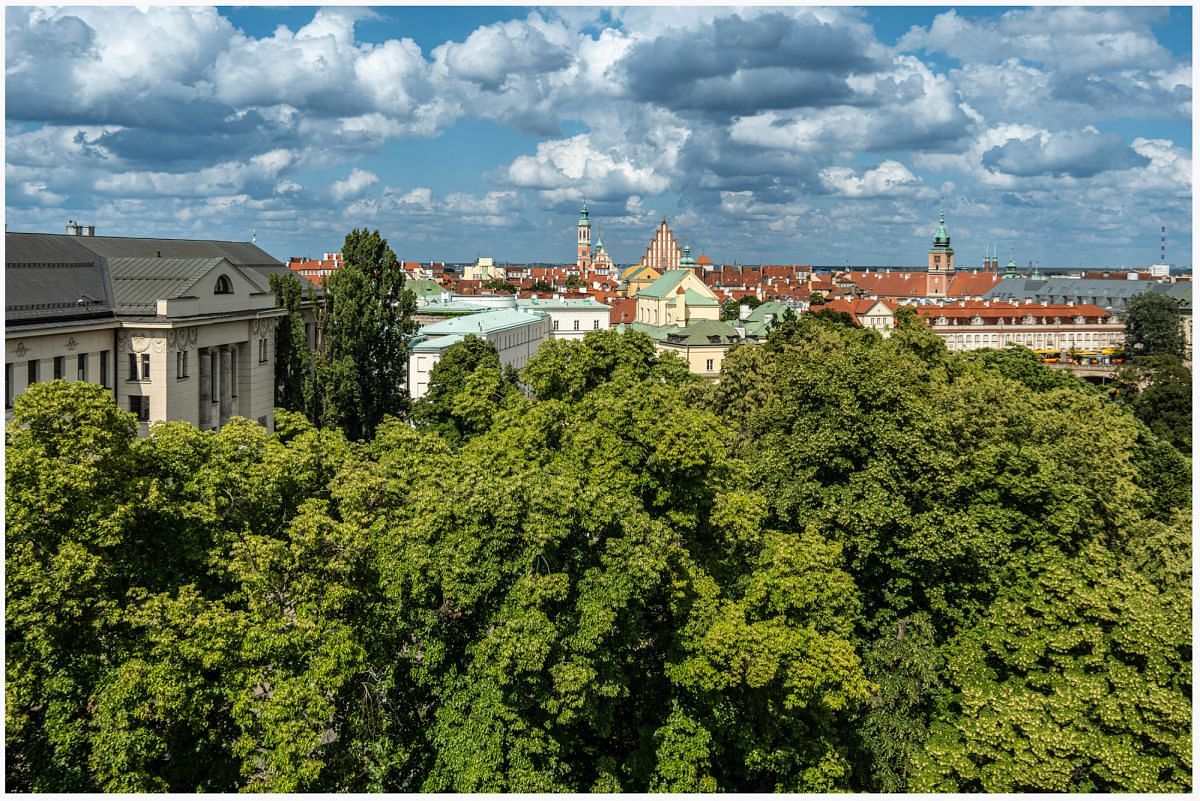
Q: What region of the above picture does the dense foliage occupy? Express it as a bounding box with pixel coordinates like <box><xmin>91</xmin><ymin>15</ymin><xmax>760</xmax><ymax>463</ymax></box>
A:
<box><xmin>1123</xmin><ymin>292</ymin><xmax>1187</xmax><ymax>359</ymax></box>
<box><xmin>309</xmin><ymin>228</ymin><xmax>418</xmax><ymax>440</ymax></box>
<box><xmin>6</xmin><ymin>321</ymin><xmax>1191</xmax><ymax>792</ymax></box>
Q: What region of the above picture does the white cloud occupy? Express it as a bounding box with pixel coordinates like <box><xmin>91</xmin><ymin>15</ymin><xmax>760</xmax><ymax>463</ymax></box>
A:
<box><xmin>329</xmin><ymin>168</ymin><xmax>379</xmax><ymax>202</ymax></box>
<box><xmin>820</xmin><ymin>160</ymin><xmax>933</xmax><ymax>199</ymax></box>
<box><xmin>505</xmin><ymin>134</ymin><xmax>673</xmax><ymax>200</ymax></box>
<box><xmin>898</xmin><ymin>7</ymin><xmax>1173</xmax><ymax>73</ymax></box>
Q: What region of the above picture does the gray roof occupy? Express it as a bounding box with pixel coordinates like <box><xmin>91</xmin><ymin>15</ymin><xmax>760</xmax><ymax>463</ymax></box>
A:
<box><xmin>66</xmin><ymin>234</ymin><xmax>283</xmax><ymax>267</ymax></box>
<box><xmin>106</xmin><ymin>256</ymin><xmax>270</xmax><ymax>314</ymax></box>
<box><xmin>984</xmin><ymin>277</ymin><xmax>1192</xmax><ymax>314</ymax></box>
<box><xmin>5</xmin><ymin>233</ymin><xmax>117</xmax><ymax>324</ymax></box>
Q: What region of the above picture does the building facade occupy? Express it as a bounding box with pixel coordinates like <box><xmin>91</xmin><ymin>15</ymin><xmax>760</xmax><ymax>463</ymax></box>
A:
<box><xmin>516</xmin><ymin>297</ymin><xmax>611</xmax><ymax>339</ymax></box>
<box><xmin>407</xmin><ymin>308</ymin><xmax>552</xmax><ymax>399</ymax></box>
<box><xmin>914</xmin><ymin>300</ymin><xmax>1123</xmax><ymax>353</ymax></box>
<box><xmin>6</xmin><ymin>230</ymin><xmax>292</xmax><ymax>434</ymax></box>
<box><xmin>641</xmin><ymin>220</ymin><xmax>683</xmax><ymax>271</ymax></box>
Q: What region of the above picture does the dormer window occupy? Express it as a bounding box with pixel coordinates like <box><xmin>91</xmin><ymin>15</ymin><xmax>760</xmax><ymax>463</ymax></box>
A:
<box><xmin>214</xmin><ymin>275</ymin><xmax>234</xmax><ymax>294</ymax></box>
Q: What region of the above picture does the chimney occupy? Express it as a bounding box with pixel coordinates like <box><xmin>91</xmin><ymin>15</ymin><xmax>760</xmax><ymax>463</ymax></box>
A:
<box><xmin>84</xmin><ymin>225</ymin><xmax>95</xmax><ymax>236</ymax></box>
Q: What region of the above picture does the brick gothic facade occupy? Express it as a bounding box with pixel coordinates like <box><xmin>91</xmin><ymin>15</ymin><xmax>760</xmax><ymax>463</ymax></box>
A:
<box><xmin>642</xmin><ymin>220</ymin><xmax>683</xmax><ymax>271</ymax></box>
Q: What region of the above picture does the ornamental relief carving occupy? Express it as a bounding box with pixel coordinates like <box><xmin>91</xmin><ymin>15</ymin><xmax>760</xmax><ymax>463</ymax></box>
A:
<box><xmin>15</xmin><ymin>342</ymin><xmax>27</xmax><ymax>358</ymax></box>
<box><xmin>65</xmin><ymin>336</ymin><xmax>78</xmax><ymax>352</ymax></box>
<box><xmin>165</xmin><ymin>327</ymin><xmax>199</xmax><ymax>350</ymax></box>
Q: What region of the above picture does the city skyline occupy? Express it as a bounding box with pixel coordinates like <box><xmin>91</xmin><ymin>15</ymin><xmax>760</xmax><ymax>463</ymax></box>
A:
<box><xmin>5</xmin><ymin>5</ymin><xmax>1193</xmax><ymax>268</ymax></box>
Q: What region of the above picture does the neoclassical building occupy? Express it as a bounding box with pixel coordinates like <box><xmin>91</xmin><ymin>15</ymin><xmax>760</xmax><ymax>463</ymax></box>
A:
<box><xmin>6</xmin><ymin>229</ymin><xmax>293</xmax><ymax>434</ymax></box>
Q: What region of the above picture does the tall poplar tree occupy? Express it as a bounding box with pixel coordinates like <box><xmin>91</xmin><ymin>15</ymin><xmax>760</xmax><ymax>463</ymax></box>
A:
<box><xmin>269</xmin><ymin>272</ymin><xmax>311</xmax><ymax>413</ymax></box>
<box><xmin>316</xmin><ymin>228</ymin><xmax>418</xmax><ymax>440</ymax></box>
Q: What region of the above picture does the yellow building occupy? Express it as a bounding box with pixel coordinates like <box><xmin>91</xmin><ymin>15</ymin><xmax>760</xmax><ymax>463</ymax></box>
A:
<box><xmin>629</xmin><ymin>269</ymin><xmax>740</xmax><ymax>378</ymax></box>
<box><xmin>618</xmin><ymin>264</ymin><xmax>661</xmax><ymax>297</ymax></box>
<box><xmin>462</xmin><ymin>256</ymin><xmax>504</xmax><ymax>282</ymax></box>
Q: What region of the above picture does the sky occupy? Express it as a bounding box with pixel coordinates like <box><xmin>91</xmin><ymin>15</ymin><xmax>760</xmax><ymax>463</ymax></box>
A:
<box><xmin>5</xmin><ymin>4</ymin><xmax>1193</xmax><ymax>268</ymax></box>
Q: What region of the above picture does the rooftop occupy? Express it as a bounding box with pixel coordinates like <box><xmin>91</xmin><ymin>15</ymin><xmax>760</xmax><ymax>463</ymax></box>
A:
<box><xmin>420</xmin><ymin>307</ymin><xmax>549</xmax><ymax>337</ymax></box>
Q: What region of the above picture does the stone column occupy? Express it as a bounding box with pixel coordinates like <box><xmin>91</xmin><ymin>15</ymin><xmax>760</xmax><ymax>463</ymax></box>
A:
<box><xmin>219</xmin><ymin>346</ymin><xmax>233</xmax><ymax>424</ymax></box>
<box><xmin>198</xmin><ymin>347</ymin><xmax>211</xmax><ymax>426</ymax></box>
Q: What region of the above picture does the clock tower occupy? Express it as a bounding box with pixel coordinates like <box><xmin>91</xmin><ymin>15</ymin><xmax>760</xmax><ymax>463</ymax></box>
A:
<box><xmin>577</xmin><ymin>202</ymin><xmax>593</xmax><ymax>270</ymax></box>
<box><xmin>926</xmin><ymin>203</ymin><xmax>955</xmax><ymax>297</ymax></box>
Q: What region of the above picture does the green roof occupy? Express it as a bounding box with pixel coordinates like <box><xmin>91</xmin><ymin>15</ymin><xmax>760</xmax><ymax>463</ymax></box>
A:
<box><xmin>420</xmin><ymin>308</ymin><xmax>548</xmax><ymax>337</ymax></box>
<box><xmin>684</xmin><ymin>288</ymin><xmax>718</xmax><ymax>307</ymax></box>
<box><xmin>630</xmin><ymin>318</ymin><xmax>740</xmax><ymax>346</ymax></box>
<box><xmin>407</xmin><ymin>278</ymin><xmax>444</xmax><ymax>297</ymax></box>
<box><xmin>744</xmin><ymin>300</ymin><xmax>791</xmax><ymax>323</ymax></box>
<box><xmin>637</xmin><ymin>269</ymin><xmax>696</xmax><ymax>299</ymax></box>
<box><xmin>410</xmin><ymin>333</ymin><xmax>467</xmax><ymax>353</ymax></box>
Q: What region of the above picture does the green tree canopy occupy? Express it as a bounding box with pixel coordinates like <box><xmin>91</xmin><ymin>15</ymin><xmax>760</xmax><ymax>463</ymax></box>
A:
<box><xmin>6</xmin><ymin>301</ymin><xmax>1191</xmax><ymax>794</ymax></box>
<box><xmin>315</xmin><ymin>228</ymin><xmax>418</xmax><ymax>440</ymax></box>
<box><xmin>1123</xmin><ymin>292</ymin><xmax>1186</xmax><ymax>358</ymax></box>
<box><xmin>411</xmin><ymin>335</ymin><xmax>522</xmax><ymax>444</ymax></box>
<box><xmin>269</xmin><ymin>271</ymin><xmax>311</xmax><ymax>413</ymax></box>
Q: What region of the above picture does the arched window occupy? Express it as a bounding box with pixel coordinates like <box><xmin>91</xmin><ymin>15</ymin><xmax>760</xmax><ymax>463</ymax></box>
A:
<box><xmin>214</xmin><ymin>275</ymin><xmax>233</xmax><ymax>294</ymax></box>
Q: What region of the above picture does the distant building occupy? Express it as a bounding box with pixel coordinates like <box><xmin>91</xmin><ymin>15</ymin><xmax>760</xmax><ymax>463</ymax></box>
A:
<box><xmin>618</xmin><ymin>264</ymin><xmax>662</xmax><ymax>298</ymax></box>
<box><xmin>462</xmin><ymin>256</ymin><xmax>504</xmax><ymax>282</ymax></box>
<box><xmin>925</xmin><ymin>205</ymin><xmax>955</xmax><ymax>297</ymax></box>
<box><xmin>577</xmin><ymin>202</ymin><xmax>593</xmax><ymax>270</ymax></box>
<box><xmin>818</xmin><ymin>298</ymin><xmax>899</xmax><ymax>337</ymax></box>
<box><xmin>516</xmin><ymin>297</ymin><xmax>611</xmax><ymax>339</ymax></box>
<box><xmin>641</xmin><ymin>219</ymin><xmax>683</xmax><ymax>272</ymax></box>
<box><xmin>6</xmin><ymin>228</ymin><xmax>292</xmax><ymax>433</ymax></box>
<box><xmin>407</xmin><ymin>308</ymin><xmax>551</xmax><ymax>399</ymax></box>
<box><xmin>914</xmin><ymin>300</ymin><xmax>1123</xmax><ymax>353</ymax></box>
<box><xmin>591</xmin><ymin>238</ymin><xmax>614</xmax><ymax>275</ymax></box>
<box><xmin>288</xmin><ymin>252</ymin><xmax>342</xmax><ymax>286</ymax></box>
<box><xmin>629</xmin><ymin>269</ymin><xmax>740</xmax><ymax>377</ymax></box>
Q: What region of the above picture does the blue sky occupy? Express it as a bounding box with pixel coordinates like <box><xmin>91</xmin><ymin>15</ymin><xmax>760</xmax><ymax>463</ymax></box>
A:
<box><xmin>6</xmin><ymin>5</ymin><xmax>1192</xmax><ymax>268</ymax></box>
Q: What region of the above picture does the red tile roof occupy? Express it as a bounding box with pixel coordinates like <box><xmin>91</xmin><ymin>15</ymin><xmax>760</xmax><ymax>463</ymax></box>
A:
<box><xmin>946</xmin><ymin>271</ymin><xmax>1005</xmax><ymax>298</ymax></box>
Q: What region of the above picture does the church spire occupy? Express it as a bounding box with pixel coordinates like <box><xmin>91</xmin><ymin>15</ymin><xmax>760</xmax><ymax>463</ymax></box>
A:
<box><xmin>927</xmin><ymin>200</ymin><xmax>954</xmax><ymax>276</ymax></box>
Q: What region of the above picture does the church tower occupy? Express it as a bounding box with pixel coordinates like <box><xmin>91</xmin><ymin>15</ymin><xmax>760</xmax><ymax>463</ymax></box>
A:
<box><xmin>577</xmin><ymin>202</ymin><xmax>593</xmax><ymax>270</ymax></box>
<box><xmin>926</xmin><ymin>203</ymin><xmax>955</xmax><ymax>297</ymax></box>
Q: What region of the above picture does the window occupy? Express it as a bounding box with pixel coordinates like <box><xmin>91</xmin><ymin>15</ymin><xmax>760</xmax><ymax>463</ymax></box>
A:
<box><xmin>214</xmin><ymin>274</ymin><xmax>233</xmax><ymax>294</ymax></box>
<box><xmin>553</xmin><ymin>319</ymin><xmax>559</xmax><ymax>330</ymax></box>
<box><xmin>210</xmin><ymin>352</ymin><xmax>217</xmax><ymax>401</ymax></box>
<box><xmin>5</xmin><ymin>363</ymin><xmax>13</xmax><ymax>408</ymax></box>
<box><xmin>100</xmin><ymin>351</ymin><xmax>110</xmax><ymax>388</ymax></box>
<box><xmin>573</xmin><ymin>319</ymin><xmax>580</xmax><ymax>331</ymax></box>
<box><xmin>231</xmin><ymin>350</ymin><xmax>238</xmax><ymax>397</ymax></box>
<box><xmin>176</xmin><ymin>350</ymin><xmax>189</xmax><ymax>379</ymax></box>
<box><xmin>28</xmin><ymin>360</ymin><xmax>39</xmax><ymax>385</ymax></box>
<box><xmin>129</xmin><ymin>395</ymin><xmax>150</xmax><ymax>422</ymax></box>
<box><xmin>706</xmin><ymin>359</ymin><xmax>714</xmax><ymax>372</ymax></box>
<box><xmin>141</xmin><ymin>353</ymin><xmax>151</xmax><ymax>380</ymax></box>
<box><xmin>258</xmin><ymin>338</ymin><xmax>268</xmax><ymax>363</ymax></box>
<box><xmin>593</xmin><ymin>319</ymin><xmax>600</xmax><ymax>330</ymax></box>
<box><xmin>128</xmin><ymin>353</ymin><xmax>139</xmax><ymax>380</ymax></box>
<box><xmin>77</xmin><ymin>353</ymin><xmax>88</xmax><ymax>382</ymax></box>
<box><xmin>53</xmin><ymin>356</ymin><xmax>64</xmax><ymax>380</ymax></box>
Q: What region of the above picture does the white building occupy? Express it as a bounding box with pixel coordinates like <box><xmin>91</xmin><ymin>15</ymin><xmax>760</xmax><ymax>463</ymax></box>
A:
<box><xmin>408</xmin><ymin>308</ymin><xmax>551</xmax><ymax>399</ymax></box>
<box><xmin>6</xmin><ymin>230</ymin><xmax>294</xmax><ymax>434</ymax></box>
<box><xmin>515</xmin><ymin>297</ymin><xmax>611</xmax><ymax>339</ymax></box>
